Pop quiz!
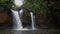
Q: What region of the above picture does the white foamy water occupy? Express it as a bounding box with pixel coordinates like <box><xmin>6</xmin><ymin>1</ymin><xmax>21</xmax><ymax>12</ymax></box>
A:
<box><xmin>14</xmin><ymin>0</ymin><xmax>24</xmax><ymax>7</ymax></box>
<box><xmin>11</xmin><ymin>0</ymin><xmax>37</xmax><ymax>30</ymax></box>
<box><xmin>11</xmin><ymin>0</ymin><xmax>28</xmax><ymax>30</ymax></box>
<box><xmin>30</xmin><ymin>12</ymin><xmax>36</xmax><ymax>30</ymax></box>
<box><xmin>11</xmin><ymin>9</ymin><xmax>23</xmax><ymax>30</ymax></box>
<box><xmin>19</xmin><ymin>9</ymin><xmax>23</xmax><ymax>18</ymax></box>
<box><xmin>11</xmin><ymin>9</ymin><xmax>29</xmax><ymax>30</ymax></box>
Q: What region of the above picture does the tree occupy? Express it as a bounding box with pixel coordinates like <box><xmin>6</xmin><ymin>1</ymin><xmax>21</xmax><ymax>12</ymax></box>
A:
<box><xmin>0</xmin><ymin>0</ymin><xmax>14</xmax><ymax>9</ymax></box>
<box><xmin>22</xmin><ymin>0</ymin><xmax>48</xmax><ymax>16</ymax></box>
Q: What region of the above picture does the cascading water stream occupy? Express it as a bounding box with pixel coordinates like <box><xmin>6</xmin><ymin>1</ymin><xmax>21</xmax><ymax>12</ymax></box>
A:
<box><xmin>11</xmin><ymin>0</ymin><xmax>37</xmax><ymax>30</ymax></box>
<box><xmin>30</xmin><ymin>12</ymin><xmax>36</xmax><ymax>30</ymax></box>
<box><xmin>14</xmin><ymin>0</ymin><xmax>24</xmax><ymax>7</ymax></box>
<box><xmin>19</xmin><ymin>9</ymin><xmax>23</xmax><ymax>19</ymax></box>
<box><xmin>11</xmin><ymin>9</ymin><xmax>29</xmax><ymax>30</ymax></box>
<box><xmin>11</xmin><ymin>0</ymin><xmax>24</xmax><ymax>30</ymax></box>
<box><xmin>11</xmin><ymin>10</ymin><xmax>23</xmax><ymax>30</ymax></box>
<box><xmin>12</xmin><ymin>0</ymin><xmax>24</xmax><ymax>30</ymax></box>
<box><xmin>11</xmin><ymin>0</ymin><xmax>29</xmax><ymax>30</ymax></box>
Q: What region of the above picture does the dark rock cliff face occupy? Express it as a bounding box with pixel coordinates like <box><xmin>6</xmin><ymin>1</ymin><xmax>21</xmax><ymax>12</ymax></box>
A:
<box><xmin>50</xmin><ymin>8</ymin><xmax>60</xmax><ymax>29</ymax></box>
<box><xmin>35</xmin><ymin>13</ymin><xmax>48</xmax><ymax>28</ymax></box>
<box><xmin>0</xmin><ymin>5</ymin><xmax>13</xmax><ymax>29</ymax></box>
<box><xmin>22</xmin><ymin>9</ymin><xmax>31</xmax><ymax>28</ymax></box>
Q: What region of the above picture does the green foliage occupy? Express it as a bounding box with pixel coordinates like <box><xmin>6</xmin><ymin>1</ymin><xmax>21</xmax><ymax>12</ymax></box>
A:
<box><xmin>22</xmin><ymin>0</ymin><xmax>60</xmax><ymax>17</ymax></box>
<box><xmin>46</xmin><ymin>0</ymin><xmax>60</xmax><ymax>18</ymax></box>
<box><xmin>22</xmin><ymin>0</ymin><xmax>48</xmax><ymax>16</ymax></box>
<box><xmin>49</xmin><ymin>0</ymin><xmax>60</xmax><ymax>8</ymax></box>
<box><xmin>0</xmin><ymin>0</ymin><xmax>14</xmax><ymax>9</ymax></box>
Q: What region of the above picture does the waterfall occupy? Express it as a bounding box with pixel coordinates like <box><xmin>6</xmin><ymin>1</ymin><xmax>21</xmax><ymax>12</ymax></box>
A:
<box><xmin>30</xmin><ymin>12</ymin><xmax>36</xmax><ymax>30</ymax></box>
<box><xmin>11</xmin><ymin>0</ymin><xmax>37</xmax><ymax>30</ymax></box>
<box><xmin>14</xmin><ymin>0</ymin><xmax>24</xmax><ymax>7</ymax></box>
<box><xmin>19</xmin><ymin>9</ymin><xmax>23</xmax><ymax>18</ymax></box>
<box><xmin>13</xmin><ymin>0</ymin><xmax>24</xmax><ymax>30</ymax></box>
<box><xmin>11</xmin><ymin>9</ymin><xmax>29</xmax><ymax>30</ymax></box>
<box><xmin>11</xmin><ymin>9</ymin><xmax>23</xmax><ymax>30</ymax></box>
